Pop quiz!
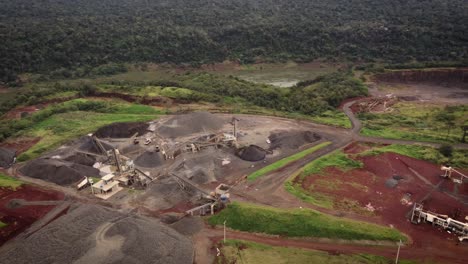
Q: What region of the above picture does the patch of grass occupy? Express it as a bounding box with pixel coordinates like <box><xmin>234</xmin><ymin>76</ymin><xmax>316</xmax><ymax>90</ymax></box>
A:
<box><xmin>301</xmin><ymin>150</ymin><xmax>363</xmax><ymax>177</ymax></box>
<box><xmin>0</xmin><ymin>173</ymin><xmax>23</xmax><ymax>190</ymax></box>
<box><xmin>18</xmin><ymin>111</ymin><xmax>157</xmax><ymax>161</ymax></box>
<box><xmin>310</xmin><ymin>110</ymin><xmax>352</xmax><ymax>128</ymax></box>
<box><xmin>359</xmin><ymin>103</ymin><xmax>468</xmax><ymax>143</ymax></box>
<box><xmin>0</xmin><ymin>173</ymin><xmax>22</xmax><ymax>190</ymax></box>
<box><xmin>209</xmin><ymin>202</ymin><xmax>405</xmax><ymax>242</ymax></box>
<box><xmin>42</xmin><ymin>91</ymin><xmax>79</xmax><ymax>101</ymax></box>
<box><xmin>217</xmin><ymin>239</ymin><xmax>417</xmax><ymax>264</ymax></box>
<box><xmin>360</xmin><ymin>144</ymin><xmax>468</xmax><ymax>168</ymax></box>
<box><xmin>14</xmin><ymin>99</ymin><xmax>161</xmax><ymax>161</ymax></box>
<box><xmin>284</xmin><ymin>179</ymin><xmax>335</xmax><ymax>208</ymax></box>
<box><xmin>89</xmin><ymin>177</ymin><xmax>101</xmax><ymax>184</ymax></box>
<box><xmin>284</xmin><ymin>150</ymin><xmax>363</xmax><ymax>209</ymax></box>
<box><xmin>247</xmin><ymin>142</ymin><xmax>331</xmax><ymax>181</ymax></box>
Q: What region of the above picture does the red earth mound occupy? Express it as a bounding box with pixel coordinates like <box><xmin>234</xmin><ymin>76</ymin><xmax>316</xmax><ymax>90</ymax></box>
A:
<box><xmin>3</xmin><ymin>106</ymin><xmax>40</xmax><ymax>119</ymax></box>
<box><xmin>0</xmin><ymin>185</ymin><xmax>64</xmax><ymax>246</ymax></box>
<box><xmin>0</xmin><ymin>137</ymin><xmax>40</xmax><ymax>155</ymax></box>
<box><xmin>300</xmin><ymin>147</ymin><xmax>468</xmax><ymax>257</ymax></box>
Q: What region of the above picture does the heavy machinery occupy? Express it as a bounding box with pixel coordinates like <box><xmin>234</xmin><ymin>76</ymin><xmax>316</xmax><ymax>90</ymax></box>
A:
<box><xmin>441</xmin><ymin>166</ymin><xmax>468</xmax><ymax>184</ymax></box>
<box><xmin>411</xmin><ymin>203</ymin><xmax>468</xmax><ymax>241</ymax></box>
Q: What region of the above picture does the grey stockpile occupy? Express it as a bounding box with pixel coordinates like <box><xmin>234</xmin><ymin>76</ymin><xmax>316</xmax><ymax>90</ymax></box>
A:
<box><xmin>0</xmin><ymin>147</ymin><xmax>15</xmax><ymax>168</ymax></box>
<box><xmin>0</xmin><ymin>204</ymin><xmax>193</xmax><ymax>264</ymax></box>
<box><xmin>385</xmin><ymin>176</ymin><xmax>404</xmax><ymax>188</ymax></box>
<box><xmin>175</xmin><ymin>152</ymin><xmax>218</xmax><ymax>184</ymax></box>
<box><xmin>134</xmin><ymin>151</ymin><xmax>165</xmax><ymax>168</ymax></box>
<box><xmin>79</xmin><ymin>136</ymin><xmax>114</xmax><ymax>154</ymax></box>
<box><xmin>269</xmin><ymin>130</ymin><xmax>321</xmax><ymax>150</ymax></box>
<box><xmin>20</xmin><ymin>158</ymin><xmax>100</xmax><ymax>186</ymax></box>
<box><xmin>140</xmin><ymin>177</ymin><xmax>197</xmax><ymax>211</ymax></box>
<box><xmin>157</xmin><ymin>112</ymin><xmax>224</xmax><ymax>138</ymax></box>
<box><xmin>237</xmin><ymin>145</ymin><xmax>266</xmax><ymax>162</ymax></box>
<box><xmin>94</xmin><ymin>122</ymin><xmax>149</xmax><ymax>138</ymax></box>
<box><xmin>171</xmin><ymin>217</ymin><xmax>204</xmax><ymax>236</ymax></box>
<box><xmin>64</xmin><ymin>153</ymin><xmax>96</xmax><ymax>166</ymax></box>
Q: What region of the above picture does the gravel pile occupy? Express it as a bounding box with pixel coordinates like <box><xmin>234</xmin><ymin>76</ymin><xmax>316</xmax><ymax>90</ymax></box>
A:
<box><xmin>64</xmin><ymin>153</ymin><xmax>96</xmax><ymax>166</ymax></box>
<box><xmin>269</xmin><ymin>130</ymin><xmax>320</xmax><ymax>150</ymax></box>
<box><xmin>134</xmin><ymin>151</ymin><xmax>165</xmax><ymax>168</ymax></box>
<box><xmin>140</xmin><ymin>177</ymin><xmax>197</xmax><ymax>211</ymax></box>
<box><xmin>94</xmin><ymin>122</ymin><xmax>149</xmax><ymax>138</ymax></box>
<box><xmin>157</xmin><ymin>112</ymin><xmax>224</xmax><ymax>138</ymax></box>
<box><xmin>237</xmin><ymin>145</ymin><xmax>266</xmax><ymax>162</ymax></box>
<box><xmin>171</xmin><ymin>217</ymin><xmax>204</xmax><ymax>236</ymax></box>
<box><xmin>20</xmin><ymin>158</ymin><xmax>100</xmax><ymax>186</ymax></box>
<box><xmin>78</xmin><ymin>136</ymin><xmax>114</xmax><ymax>154</ymax></box>
<box><xmin>385</xmin><ymin>178</ymin><xmax>399</xmax><ymax>188</ymax></box>
<box><xmin>0</xmin><ymin>147</ymin><xmax>15</xmax><ymax>168</ymax></box>
<box><xmin>0</xmin><ymin>204</ymin><xmax>193</xmax><ymax>264</ymax></box>
<box><xmin>175</xmin><ymin>152</ymin><xmax>219</xmax><ymax>184</ymax></box>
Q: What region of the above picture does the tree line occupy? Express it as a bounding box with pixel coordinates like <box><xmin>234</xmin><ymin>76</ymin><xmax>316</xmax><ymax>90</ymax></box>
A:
<box><xmin>1</xmin><ymin>0</ymin><xmax>467</xmax><ymax>83</ymax></box>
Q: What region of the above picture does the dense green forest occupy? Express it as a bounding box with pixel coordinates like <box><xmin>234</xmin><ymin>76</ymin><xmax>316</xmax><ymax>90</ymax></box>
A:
<box><xmin>1</xmin><ymin>0</ymin><xmax>467</xmax><ymax>83</ymax></box>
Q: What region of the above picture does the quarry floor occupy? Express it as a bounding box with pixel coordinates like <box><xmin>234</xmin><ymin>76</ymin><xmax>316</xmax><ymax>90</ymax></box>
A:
<box><xmin>0</xmin><ymin>69</ymin><xmax>468</xmax><ymax>263</ymax></box>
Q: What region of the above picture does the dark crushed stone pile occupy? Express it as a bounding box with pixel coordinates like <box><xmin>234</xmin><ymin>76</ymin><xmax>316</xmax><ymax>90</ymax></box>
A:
<box><xmin>0</xmin><ymin>147</ymin><xmax>16</xmax><ymax>168</ymax></box>
<box><xmin>20</xmin><ymin>158</ymin><xmax>100</xmax><ymax>186</ymax></box>
<box><xmin>0</xmin><ymin>204</ymin><xmax>193</xmax><ymax>264</ymax></box>
<box><xmin>78</xmin><ymin>136</ymin><xmax>114</xmax><ymax>154</ymax></box>
<box><xmin>94</xmin><ymin>122</ymin><xmax>148</xmax><ymax>138</ymax></box>
<box><xmin>157</xmin><ymin>112</ymin><xmax>224</xmax><ymax>138</ymax></box>
<box><xmin>134</xmin><ymin>151</ymin><xmax>165</xmax><ymax>168</ymax></box>
<box><xmin>171</xmin><ymin>216</ymin><xmax>204</xmax><ymax>236</ymax></box>
<box><xmin>64</xmin><ymin>153</ymin><xmax>96</xmax><ymax>166</ymax></box>
<box><xmin>237</xmin><ymin>145</ymin><xmax>266</xmax><ymax>162</ymax></box>
<box><xmin>385</xmin><ymin>178</ymin><xmax>399</xmax><ymax>188</ymax></box>
<box><xmin>269</xmin><ymin>130</ymin><xmax>320</xmax><ymax>150</ymax></box>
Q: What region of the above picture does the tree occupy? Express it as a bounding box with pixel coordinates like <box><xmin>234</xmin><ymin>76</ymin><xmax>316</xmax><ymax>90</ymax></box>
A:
<box><xmin>438</xmin><ymin>144</ymin><xmax>453</xmax><ymax>158</ymax></box>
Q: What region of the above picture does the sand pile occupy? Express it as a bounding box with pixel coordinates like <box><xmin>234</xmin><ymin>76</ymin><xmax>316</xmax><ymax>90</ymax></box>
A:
<box><xmin>134</xmin><ymin>151</ymin><xmax>165</xmax><ymax>168</ymax></box>
<box><xmin>269</xmin><ymin>130</ymin><xmax>320</xmax><ymax>150</ymax></box>
<box><xmin>0</xmin><ymin>204</ymin><xmax>193</xmax><ymax>264</ymax></box>
<box><xmin>0</xmin><ymin>147</ymin><xmax>15</xmax><ymax>168</ymax></box>
<box><xmin>237</xmin><ymin>145</ymin><xmax>266</xmax><ymax>162</ymax></box>
<box><xmin>20</xmin><ymin>158</ymin><xmax>100</xmax><ymax>186</ymax></box>
<box><xmin>157</xmin><ymin>112</ymin><xmax>224</xmax><ymax>138</ymax></box>
<box><xmin>94</xmin><ymin>122</ymin><xmax>148</xmax><ymax>138</ymax></box>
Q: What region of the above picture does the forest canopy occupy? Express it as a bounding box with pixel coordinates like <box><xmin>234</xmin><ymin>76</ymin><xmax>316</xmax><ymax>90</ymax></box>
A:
<box><xmin>1</xmin><ymin>0</ymin><xmax>467</xmax><ymax>83</ymax></box>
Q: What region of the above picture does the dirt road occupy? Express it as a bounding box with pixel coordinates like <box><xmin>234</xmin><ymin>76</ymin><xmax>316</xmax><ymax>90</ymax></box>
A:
<box><xmin>194</xmin><ymin>226</ymin><xmax>466</xmax><ymax>264</ymax></box>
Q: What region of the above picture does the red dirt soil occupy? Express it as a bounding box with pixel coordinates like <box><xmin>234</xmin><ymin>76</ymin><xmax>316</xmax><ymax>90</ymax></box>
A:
<box><xmin>0</xmin><ymin>137</ymin><xmax>40</xmax><ymax>155</ymax></box>
<box><xmin>0</xmin><ymin>185</ymin><xmax>64</xmax><ymax>246</ymax></box>
<box><xmin>300</xmin><ymin>147</ymin><xmax>468</xmax><ymax>259</ymax></box>
<box><xmin>343</xmin><ymin>141</ymin><xmax>385</xmax><ymax>154</ymax></box>
<box><xmin>3</xmin><ymin>106</ymin><xmax>41</xmax><ymax>119</ymax></box>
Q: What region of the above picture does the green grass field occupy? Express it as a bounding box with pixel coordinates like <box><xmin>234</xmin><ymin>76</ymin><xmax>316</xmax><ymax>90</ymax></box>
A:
<box><xmin>16</xmin><ymin>99</ymin><xmax>162</xmax><ymax>161</ymax></box>
<box><xmin>247</xmin><ymin>142</ymin><xmax>331</xmax><ymax>181</ymax></box>
<box><xmin>0</xmin><ymin>173</ymin><xmax>23</xmax><ymax>190</ymax></box>
<box><xmin>284</xmin><ymin>150</ymin><xmax>363</xmax><ymax>208</ymax></box>
<box><xmin>359</xmin><ymin>144</ymin><xmax>468</xmax><ymax>168</ymax></box>
<box><xmin>359</xmin><ymin>103</ymin><xmax>467</xmax><ymax>143</ymax></box>
<box><xmin>209</xmin><ymin>202</ymin><xmax>405</xmax><ymax>242</ymax></box>
<box><xmin>217</xmin><ymin>239</ymin><xmax>416</xmax><ymax>264</ymax></box>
